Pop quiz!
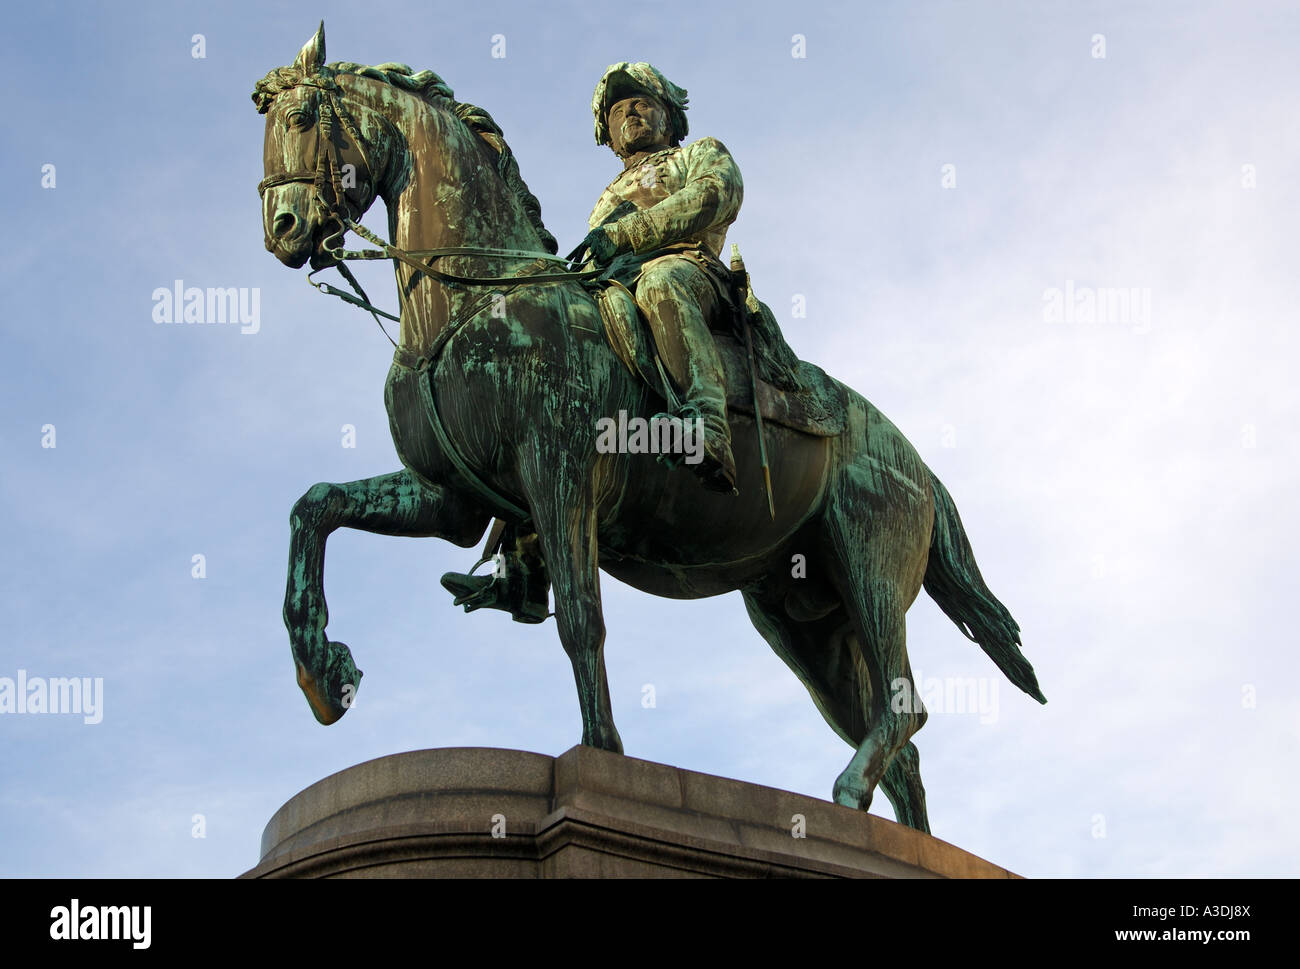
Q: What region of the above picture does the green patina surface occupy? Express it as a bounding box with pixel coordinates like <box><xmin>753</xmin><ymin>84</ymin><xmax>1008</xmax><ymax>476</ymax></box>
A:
<box><xmin>252</xmin><ymin>24</ymin><xmax>1046</xmax><ymax>834</ymax></box>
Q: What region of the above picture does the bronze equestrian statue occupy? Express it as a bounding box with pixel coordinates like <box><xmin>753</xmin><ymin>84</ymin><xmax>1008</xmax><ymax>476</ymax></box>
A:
<box><xmin>253</xmin><ymin>24</ymin><xmax>1046</xmax><ymax>834</ymax></box>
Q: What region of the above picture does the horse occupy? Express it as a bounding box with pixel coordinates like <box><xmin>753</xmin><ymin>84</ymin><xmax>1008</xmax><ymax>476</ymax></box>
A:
<box><xmin>252</xmin><ymin>24</ymin><xmax>1045</xmax><ymax>834</ymax></box>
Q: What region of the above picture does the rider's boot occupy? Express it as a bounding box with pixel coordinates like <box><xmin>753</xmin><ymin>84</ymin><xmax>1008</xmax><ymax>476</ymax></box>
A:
<box><xmin>647</xmin><ymin>297</ymin><xmax>737</xmax><ymax>494</ymax></box>
<box><xmin>439</xmin><ymin>532</ymin><xmax>551</xmax><ymax>624</ymax></box>
<box><xmin>654</xmin><ymin>395</ymin><xmax>736</xmax><ymax>494</ymax></box>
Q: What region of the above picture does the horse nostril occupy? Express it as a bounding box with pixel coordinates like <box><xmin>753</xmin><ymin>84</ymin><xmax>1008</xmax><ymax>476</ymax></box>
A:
<box><xmin>272</xmin><ymin>212</ymin><xmax>298</xmax><ymax>238</ymax></box>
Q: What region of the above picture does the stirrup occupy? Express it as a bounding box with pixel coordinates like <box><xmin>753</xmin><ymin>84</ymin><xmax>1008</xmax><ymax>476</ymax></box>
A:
<box><xmin>439</xmin><ymin>563</ymin><xmax>551</xmax><ymax>625</ymax></box>
<box><xmin>439</xmin><ymin>570</ymin><xmax>500</xmax><ymax>611</ymax></box>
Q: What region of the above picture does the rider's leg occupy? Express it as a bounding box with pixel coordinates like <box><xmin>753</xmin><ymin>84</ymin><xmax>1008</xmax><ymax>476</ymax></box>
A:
<box><xmin>635</xmin><ymin>256</ymin><xmax>736</xmax><ymax>493</ymax></box>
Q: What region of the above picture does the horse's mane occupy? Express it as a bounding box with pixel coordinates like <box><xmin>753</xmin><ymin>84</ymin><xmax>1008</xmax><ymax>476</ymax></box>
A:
<box><xmin>252</xmin><ymin>61</ymin><xmax>558</xmax><ymax>254</ymax></box>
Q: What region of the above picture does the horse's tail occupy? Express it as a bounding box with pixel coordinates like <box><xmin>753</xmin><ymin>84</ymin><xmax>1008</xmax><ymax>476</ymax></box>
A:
<box><xmin>923</xmin><ymin>470</ymin><xmax>1046</xmax><ymax>703</ymax></box>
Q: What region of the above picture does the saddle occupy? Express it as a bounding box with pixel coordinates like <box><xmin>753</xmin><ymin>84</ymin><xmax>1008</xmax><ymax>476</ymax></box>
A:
<box><xmin>589</xmin><ymin>277</ymin><xmax>848</xmax><ymax>438</ymax></box>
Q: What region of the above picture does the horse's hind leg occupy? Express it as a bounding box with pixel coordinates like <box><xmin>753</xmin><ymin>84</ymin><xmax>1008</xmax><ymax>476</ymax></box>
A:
<box><xmin>285</xmin><ymin>469</ymin><xmax>487</xmax><ymax>725</ymax></box>
<box><xmin>742</xmin><ymin>589</ymin><xmax>865</xmax><ymax>751</ymax></box>
<box><xmin>826</xmin><ymin>571</ymin><xmax>924</xmax><ymax>815</ymax></box>
<box><xmin>880</xmin><ymin>741</ymin><xmax>930</xmax><ymax>834</ymax></box>
<box><xmin>742</xmin><ymin>588</ymin><xmax>931</xmax><ymax>832</ymax></box>
<box><xmin>519</xmin><ymin>454</ymin><xmax>622</xmax><ymax>753</ymax></box>
<box><xmin>822</xmin><ymin>471</ymin><xmax>931</xmax><ymax>818</ymax></box>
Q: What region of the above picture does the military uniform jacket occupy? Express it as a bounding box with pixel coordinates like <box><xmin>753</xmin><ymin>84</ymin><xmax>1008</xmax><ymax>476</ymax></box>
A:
<box><xmin>589</xmin><ymin>137</ymin><xmax>743</xmax><ymax>304</ymax></box>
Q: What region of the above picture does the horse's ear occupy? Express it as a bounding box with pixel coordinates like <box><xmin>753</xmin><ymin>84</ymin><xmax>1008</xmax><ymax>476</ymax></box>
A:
<box><xmin>294</xmin><ymin>21</ymin><xmax>326</xmax><ymax>76</ymax></box>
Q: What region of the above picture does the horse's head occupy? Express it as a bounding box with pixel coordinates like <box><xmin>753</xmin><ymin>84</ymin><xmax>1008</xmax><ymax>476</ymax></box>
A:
<box><xmin>253</xmin><ymin>24</ymin><xmax>388</xmax><ymax>269</ymax></box>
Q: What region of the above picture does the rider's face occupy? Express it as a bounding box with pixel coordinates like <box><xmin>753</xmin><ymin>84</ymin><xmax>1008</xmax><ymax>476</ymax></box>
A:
<box><xmin>608</xmin><ymin>95</ymin><xmax>670</xmax><ymax>157</ymax></box>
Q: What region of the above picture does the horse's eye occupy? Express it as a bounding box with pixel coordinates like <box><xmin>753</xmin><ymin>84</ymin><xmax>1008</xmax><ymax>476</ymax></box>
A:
<box><xmin>287</xmin><ymin>110</ymin><xmax>311</xmax><ymax>129</ymax></box>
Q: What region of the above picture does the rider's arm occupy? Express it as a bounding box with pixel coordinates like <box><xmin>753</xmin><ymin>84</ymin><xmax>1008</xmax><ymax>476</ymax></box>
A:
<box><xmin>611</xmin><ymin>137</ymin><xmax>743</xmax><ymax>254</ymax></box>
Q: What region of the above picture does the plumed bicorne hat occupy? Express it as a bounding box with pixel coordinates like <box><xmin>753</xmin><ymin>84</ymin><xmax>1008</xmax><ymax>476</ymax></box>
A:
<box><xmin>592</xmin><ymin>62</ymin><xmax>689</xmax><ymax>147</ymax></box>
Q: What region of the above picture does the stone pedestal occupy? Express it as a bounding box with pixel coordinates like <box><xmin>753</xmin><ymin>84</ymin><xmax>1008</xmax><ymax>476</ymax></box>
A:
<box><xmin>240</xmin><ymin>746</ymin><xmax>1017</xmax><ymax>878</ymax></box>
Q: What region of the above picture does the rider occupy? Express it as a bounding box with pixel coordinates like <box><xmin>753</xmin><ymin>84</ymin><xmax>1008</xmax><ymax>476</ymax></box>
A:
<box><xmin>440</xmin><ymin>61</ymin><xmax>743</xmax><ymax>622</ymax></box>
<box><xmin>576</xmin><ymin>61</ymin><xmax>743</xmax><ymax>493</ymax></box>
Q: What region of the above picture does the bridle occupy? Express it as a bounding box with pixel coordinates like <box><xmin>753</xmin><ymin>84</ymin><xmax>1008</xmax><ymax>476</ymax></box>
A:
<box><xmin>257</xmin><ymin>76</ymin><xmax>367</xmax><ymax>253</ymax></box>
<box><xmin>258</xmin><ymin>72</ymin><xmax>602</xmax><ymax>349</ymax></box>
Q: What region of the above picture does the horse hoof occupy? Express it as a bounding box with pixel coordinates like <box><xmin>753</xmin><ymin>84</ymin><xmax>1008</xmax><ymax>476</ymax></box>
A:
<box><xmin>833</xmin><ymin>777</ymin><xmax>872</xmax><ymax>812</ymax></box>
<box><xmin>295</xmin><ymin>639</ymin><xmax>364</xmax><ymax>726</ymax></box>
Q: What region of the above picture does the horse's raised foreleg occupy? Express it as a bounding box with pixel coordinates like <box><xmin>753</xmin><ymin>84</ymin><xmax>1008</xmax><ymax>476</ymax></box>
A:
<box><xmin>284</xmin><ymin>469</ymin><xmax>486</xmax><ymax>725</ymax></box>
<box><xmin>519</xmin><ymin>454</ymin><xmax>622</xmax><ymax>753</ymax></box>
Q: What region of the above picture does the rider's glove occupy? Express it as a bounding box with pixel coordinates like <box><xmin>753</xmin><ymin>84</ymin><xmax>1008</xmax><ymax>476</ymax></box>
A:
<box><xmin>576</xmin><ymin>225</ymin><xmax>625</xmax><ymax>266</ymax></box>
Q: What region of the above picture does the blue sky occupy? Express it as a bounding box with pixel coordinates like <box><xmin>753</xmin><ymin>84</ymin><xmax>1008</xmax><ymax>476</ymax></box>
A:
<box><xmin>2</xmin><ymin>0</ymin><xmax>1297</xmax><ymax>877</ymax></box>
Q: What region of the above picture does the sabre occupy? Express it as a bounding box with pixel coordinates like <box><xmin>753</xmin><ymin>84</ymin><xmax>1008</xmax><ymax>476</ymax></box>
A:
<box><xmin>730</xmin><ymin>244</ymin><xmax>775</xmax><ymax>520</ymax></box>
